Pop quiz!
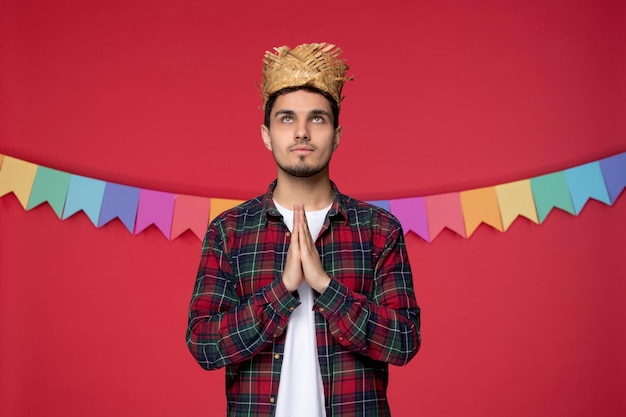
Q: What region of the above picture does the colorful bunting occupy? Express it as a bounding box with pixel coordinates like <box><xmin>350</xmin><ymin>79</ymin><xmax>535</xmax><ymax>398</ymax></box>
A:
<box><xmin>0</xmin><ymin>152</ymin><xmax>624</xmax><ymax>242</ymax></box>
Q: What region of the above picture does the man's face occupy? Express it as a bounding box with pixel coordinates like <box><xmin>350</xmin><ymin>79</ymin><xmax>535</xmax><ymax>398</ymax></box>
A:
<box><xmin>260</xmin><ymin>89</ymin><xmax>342</xmax><ymax>179</ymax></box>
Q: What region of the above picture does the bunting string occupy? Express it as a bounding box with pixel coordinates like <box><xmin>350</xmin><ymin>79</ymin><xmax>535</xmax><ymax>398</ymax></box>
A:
<box><xmin>0</xmin><ymin>152</ymin><xmax>624</xmax><ymax>242</ymax></box>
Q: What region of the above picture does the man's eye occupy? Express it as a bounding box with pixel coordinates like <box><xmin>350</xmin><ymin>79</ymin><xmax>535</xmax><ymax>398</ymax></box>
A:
<box><xmin>281</xmin><ymin>116</ymin><xmax>293</xmax><ymax>122</ymax></box>
<box><xmin>312</xmin><ymin>116</ymin><xmax>324</xmax><ymax>123</ymax></box>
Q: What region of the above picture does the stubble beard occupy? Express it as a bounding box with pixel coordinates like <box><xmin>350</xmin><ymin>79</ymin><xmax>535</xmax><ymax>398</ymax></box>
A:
<box><xmin>276</xmin><ymin>155</ymin><xmax>330</xmax><ymax>178</ymax></box>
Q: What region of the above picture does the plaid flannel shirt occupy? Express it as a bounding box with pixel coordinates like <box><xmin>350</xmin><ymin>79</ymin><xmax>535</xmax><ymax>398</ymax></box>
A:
<box><xmin>187</xmin><ymin>181</ymin><xmax>421</xmax><ymax>417</ymax></box>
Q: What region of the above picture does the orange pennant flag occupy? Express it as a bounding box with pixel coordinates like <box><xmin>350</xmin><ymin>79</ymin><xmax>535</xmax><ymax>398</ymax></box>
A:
<box><xmin>171</xmin><ymin>194</ymin><xmax>212</xmax><ymax>240</ymax></box>
<box><xmin>460</xmin><ymin>186</ymin><xmax>504</xmax><ymax>237</ymax></box>
<box><xmin>0</xmin><ymin>156</ymin><xmax>38</xmax><ymax>208</ymax></box>
<box><xmin>495</xmin><ymin>179</ymin><xmax>539</xmax><ymax>230</ymax></box>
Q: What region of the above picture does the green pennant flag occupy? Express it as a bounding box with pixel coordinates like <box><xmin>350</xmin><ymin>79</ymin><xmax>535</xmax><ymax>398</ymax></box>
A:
<box><xmin>27</xmin><ymin>166</ymin><xmax>72</xmax><ymax>218</ymax></box>
<box><xmin>530</xmin><ymin>172</ymin><xmax>575</xmax><ymax>223</ymax></box>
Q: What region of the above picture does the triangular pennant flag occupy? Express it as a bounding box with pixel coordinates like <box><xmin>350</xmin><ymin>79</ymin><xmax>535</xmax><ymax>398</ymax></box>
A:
<box><xmin>367</xmin><ymin>200</ymin><xmax>391</xmax><ymax>212</ymax></box>
<box><xmin>0</xmin><ymin>156</ymin><xmax>38</xmax><ymax>208</ymax></box>
<box><xmin>62</xmin><ymin>175</ymin><xmax>106</xmax><ymax>226</ymax></box>
<box><xmin>134</xmin><ymin>189</ymin><xmax>175</xmax><ymax>238</ymax></box>
<box><xmin>171</xmin><ymin>194</ymin><xmax>212</xmax><ymax>240</ymax></box>
<box><xmin>424</xmin><ymin>192</ymin><xmax>465</xmax><ymax>240</ymax></box>
<box><xmin>27</xmin><ymin>166</ymin><xmax>72</xmax><ymax>218</ymax></box>
<box><xmin>530</xmin><ymin>172</ymin><xmax>575</xmax><ymax>223</ymax></box>
<box><xmin>0</xmin><ymin>154</ymin><xmax>4</xmax><ymax>168</ymax></box>
<box><xmin>564</xmin><ymin>162</ymin><xmax>611</xmax><ymax>214</ymax></box>
<box><xmin>599</xmin><ymin>152</ymin><xmax>626</xmax><ymax>204</ymax></box>
<box><xmin>389</xmin><ymin>197</ymin><xmax>429</xmax><ymax>241</ymax></box>
<box><xmin>98</xmin><ymin>183</ymin><xmax>141</xmax><ymax>233</ymax></box>
<box><xmin>459</xmin><ymin>186</ymin><xmax>504</xmax><ymax>237</ymax></box>
<box><xmin>495</xmin><ymin>179</ymin><xmax>539</xmax><ymax>230</ymax></box>
<box><xmin>209</xmin><ymin>198</ymin><xmax>245</xmax><ymax>223</ymax></box>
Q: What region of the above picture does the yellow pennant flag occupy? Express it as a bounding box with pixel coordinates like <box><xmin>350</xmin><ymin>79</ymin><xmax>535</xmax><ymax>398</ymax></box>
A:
<box><xmin>0</xmin><ymin>156</ymin><xmax>39</xmax><ymax>208</ymax></box>
<box><xmin>495</xmin><ymin>179</ymin><xmax>539</xmax><ymax>230</ymax></box>
<box><xmin>460</xmin><ymin>186</ymin><xmax>504</xmax><ymax>237</ymax></box>
<box><xmin>208</xmin><ymin>198</ymin><xmax>245</xmax><ymax>223</ymax></box>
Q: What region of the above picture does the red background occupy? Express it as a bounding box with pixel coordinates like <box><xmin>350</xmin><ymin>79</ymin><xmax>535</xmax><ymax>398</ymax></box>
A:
<box><xmin>1</xmin><ymin>0</ymin><xmax>625</xmax><ymax>416</ymax></box>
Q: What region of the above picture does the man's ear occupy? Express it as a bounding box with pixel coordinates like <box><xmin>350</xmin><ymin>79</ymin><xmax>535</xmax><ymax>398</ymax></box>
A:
<box><xmin>333</xmin><ymin>125</ymin><xmax>342</xmax><ymax>151</ymax></box>
<box><xmin>260</xmin><ymin>124</ymin><xmax>272</xmax><ymax>151</ymax></box>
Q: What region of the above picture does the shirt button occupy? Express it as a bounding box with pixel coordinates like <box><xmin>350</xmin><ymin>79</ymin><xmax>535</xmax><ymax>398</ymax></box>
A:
<box><xmin>270</xmin><ymin>397</ymin><xmax>275</xmax><ymax>404</ymax></box>
<box><xmin>274</xmin><ymin>353</ymin><xmax>280</xmax><ymax>360</ymax></box>
<box><xmin>338</xmin><ymin>336</ymin><xmax>344</xmax><ymax>341</ymax></box>
<box><xmin>289</xmin><ymin>306</ymin><xmax>295</xmax><ymax>311</ymax></box>
<box><xmin>319</xmin><ymin>307</ymin><xmax>325</xmax><ymax>312</ymax></box>
<box><xmin>286</xmin><ymin>232</ymin><xmax>291</xmax><ymax>237</ymax></box>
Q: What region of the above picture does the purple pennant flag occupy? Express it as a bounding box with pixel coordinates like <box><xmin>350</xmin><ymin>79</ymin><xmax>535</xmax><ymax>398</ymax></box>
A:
<box><xmin>98</xmin><ymin>183</ymin><xmax>141</xmax><ymax>233</ymax></box>
<box><xmin>134</xmin><ymin>189</ymin><xmax>176</xmax><ymax>238</ymax></box>
<box><xmin>599</xmin><ymin>152</ymin><xmax>626</xmax><ymax>204</ymax></box>
<box><xmin>389</xmin><ymin>197</ymin><xmax>429</xmax><ymax>241</ymax></box>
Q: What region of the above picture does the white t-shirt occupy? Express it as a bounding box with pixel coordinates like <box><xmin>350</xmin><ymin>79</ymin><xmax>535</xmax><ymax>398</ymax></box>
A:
<box><xmin>274</xmin><ymin>200</ymin><xmax>331</xmax><ymax>417</ymax></box>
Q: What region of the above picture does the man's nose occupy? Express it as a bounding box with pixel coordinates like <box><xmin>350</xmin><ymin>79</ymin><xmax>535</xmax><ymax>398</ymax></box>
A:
<box><xmin>295</xmin><ymin>120</ymin><xmax>309</xmax><ymax>141</ymax></box>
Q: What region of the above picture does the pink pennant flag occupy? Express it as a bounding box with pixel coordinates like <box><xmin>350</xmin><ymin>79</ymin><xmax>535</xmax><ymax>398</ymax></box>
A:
<box><xmin>389</xmin><ymin>197</ymin><xmax>429</xmax><ymax>241</ymax></box>
<box><xmin>171</xmin><ymin>194</ymin><xmax>211</xmax><ymax>240</ymax></box>
<box><xmin>134</xmin><ymin>189</ymin><xmax>176</xmax><ymax>238</ymax></box>
<box><xmin>460</xmin><ymin>186</ymin><xmax>504</xmax><ymax>237</ymax></box>
<box><xmin>425</xmin><ymin>192</ymin><xmax>466</xmax><ymax>240</ymax></box>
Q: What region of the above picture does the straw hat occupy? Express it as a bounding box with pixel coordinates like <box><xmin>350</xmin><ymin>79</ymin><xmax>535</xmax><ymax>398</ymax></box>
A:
<box><xmin>260</xmin><ymin>42</ymin><xmax>352</xmax><ymax>109</ymax></box>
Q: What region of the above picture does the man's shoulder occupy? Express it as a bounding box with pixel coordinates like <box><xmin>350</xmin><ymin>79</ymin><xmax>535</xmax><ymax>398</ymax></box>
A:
<box><xmin>210</xmin><ymin>194</ymin><xmax>266</xmax><ymax>227</ymax></box>
<box><xmin>337</xmin><ymin>192</ymin><xmax>402</xmax><ymax>230</ymax></box>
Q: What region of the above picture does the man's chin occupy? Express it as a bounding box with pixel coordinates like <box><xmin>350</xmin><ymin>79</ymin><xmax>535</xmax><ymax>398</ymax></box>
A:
<box><xmin>279</xmin><ymin>164</ymin><xmax>326</xmax><ymax>178</ymax></box>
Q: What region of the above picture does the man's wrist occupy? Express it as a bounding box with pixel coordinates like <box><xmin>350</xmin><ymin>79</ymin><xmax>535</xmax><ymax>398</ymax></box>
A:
<box><xmin>312</xmin><ymin>274</ymin><xmax>331</xmax><ymax>294</ymax></box>
<box><xmin>282</xmin><ymin>275</ymin><xmax>299</xmax><ymax>292</ymax></box>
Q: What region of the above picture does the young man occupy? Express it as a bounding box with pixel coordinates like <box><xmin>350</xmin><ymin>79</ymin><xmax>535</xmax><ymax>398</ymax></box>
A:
<box><xmin>186</xmin><ymin>42</ymin><xmax>421</xmax><ymax>417</ymax></box>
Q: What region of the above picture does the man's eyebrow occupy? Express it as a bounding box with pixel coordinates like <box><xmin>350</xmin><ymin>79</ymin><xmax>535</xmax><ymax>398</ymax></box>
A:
<box><xmin>310</xmin><ymin>109</ymin><xmax>331</xmax><ymax>117</ymax></box>
<box><xmin>273</xmin><ymin>109</ymin><xmax>295</xmax><ymax>117</ymax></box>
<box><xmin>272</xmin><ymin>109</ymin><xmax>331</xmax><ymax>118</ymax></box>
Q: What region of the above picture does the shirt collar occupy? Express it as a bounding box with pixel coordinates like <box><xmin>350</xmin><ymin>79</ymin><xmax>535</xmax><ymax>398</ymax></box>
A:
<box><xmin>262</xmin><ymin>179</ymin><xmax>348</xmax><ymax>225</ymax></box>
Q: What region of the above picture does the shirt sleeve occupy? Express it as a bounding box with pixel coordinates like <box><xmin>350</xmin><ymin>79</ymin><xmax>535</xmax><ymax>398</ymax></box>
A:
<box><xmin>313</xmin><ymin>219</ymin><xmax>421</xmax><ymax>366</ymax></box>
<box><xmin>186</xmin><ymin>221</ymin><xmax>300</xmax><ymax>370</ymax></box>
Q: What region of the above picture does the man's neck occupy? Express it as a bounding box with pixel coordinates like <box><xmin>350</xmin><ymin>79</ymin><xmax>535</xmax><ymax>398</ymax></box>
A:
<box><xmin>272</xmin><ymin>172</ymin><xmax>334</xmax><ymax>211</ymax></box>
